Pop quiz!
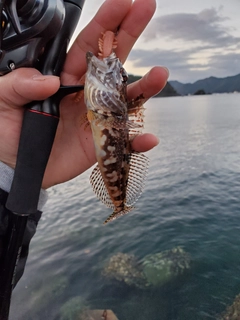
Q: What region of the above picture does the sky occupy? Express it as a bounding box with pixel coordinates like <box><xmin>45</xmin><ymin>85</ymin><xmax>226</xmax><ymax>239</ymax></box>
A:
<box><xmin>73</xmin><ymin>0</ymin><xmax>240</xmax><ymax>83</ymax></box>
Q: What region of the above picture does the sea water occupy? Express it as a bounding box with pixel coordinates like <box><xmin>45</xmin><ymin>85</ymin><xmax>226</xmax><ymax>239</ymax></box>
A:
<box><xmin>10</xmin><ymin>93</ymin><xmax>240</xmax><ymax>320</ymax></box>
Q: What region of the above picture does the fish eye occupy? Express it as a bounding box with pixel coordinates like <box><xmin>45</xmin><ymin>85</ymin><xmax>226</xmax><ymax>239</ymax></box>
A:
<box><xmin>96</xmin><ymin>69</ymin><xmax>103</xmax><ymax>77</ymax></box>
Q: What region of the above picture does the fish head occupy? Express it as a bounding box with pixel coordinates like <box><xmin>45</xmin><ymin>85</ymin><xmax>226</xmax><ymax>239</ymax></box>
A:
<box><xmin>84</xmin><ymin>52</ymin><xmax>128</xmax><ymax>115</ymax></box>
<box><xmin>86</xmin><ymin>51</ymin><xmax>126</xmax><ymax>90</ymax></box>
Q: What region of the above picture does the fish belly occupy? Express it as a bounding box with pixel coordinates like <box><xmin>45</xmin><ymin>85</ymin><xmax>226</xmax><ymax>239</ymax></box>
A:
<box><xmin>90</xmin><ymin>114</ymin><xmax>130</xmax><ymax>212</ymax></box>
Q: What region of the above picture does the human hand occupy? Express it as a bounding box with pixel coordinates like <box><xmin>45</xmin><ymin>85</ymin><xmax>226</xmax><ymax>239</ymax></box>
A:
<box><xmin>0</xmin><ymin>0</ymin><xmax>169</xmax><ymax>189</ymax></box>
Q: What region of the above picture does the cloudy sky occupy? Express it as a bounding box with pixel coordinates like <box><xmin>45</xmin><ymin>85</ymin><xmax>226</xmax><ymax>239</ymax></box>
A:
<box><xmin>74</xmin><ymin>0</ymin><xmax>240</xmax><ymax>83</ymax></box>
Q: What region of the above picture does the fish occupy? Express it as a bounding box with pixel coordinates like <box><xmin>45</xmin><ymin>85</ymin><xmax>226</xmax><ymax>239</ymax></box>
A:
<box><xmin>84</xmin><ymin>31</ymin><xmax>149</xmax><ymax>224</ymax></box>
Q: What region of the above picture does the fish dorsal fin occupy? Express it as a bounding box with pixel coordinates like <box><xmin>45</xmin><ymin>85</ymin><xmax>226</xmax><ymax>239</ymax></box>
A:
<box><xmin>126</xmin><ymin>152</ymin><xmax>149</xmax><ymax>206</ymax></box>
<box><xmin>90</xmin><ymin>165</ymin><xmax>115</xmax><ymax>209</ymax></box>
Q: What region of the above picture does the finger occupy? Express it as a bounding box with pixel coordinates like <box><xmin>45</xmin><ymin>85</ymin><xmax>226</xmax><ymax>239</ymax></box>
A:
<box><xmin>116</xmin><ymin>0</ymin><xmax>156</xmax><ymax>60</ymax></box>
<box><xmin>63</xmin><ymin>0</ymin><xmax>156</xmax><ymax>82</ymax></box>
<box><xmin>127</xmin><ymin>66</ymin><xmax>169</xmax><ymax>101</ymax></box>
<box><xmin>63</xmin><ymin>0</ymin><xmax>132</xmax><ymax>82</ymax></box>
<box><xmin>128</xmin><ymin>66</ymin><xmax>168</xmax><ymax>153</ymax></box>
<box><xmin>0</xmin><ymin>68</ymin><xmax>60</xmax><ymax>108</ymax></box>
<box><xmin>131</xmin><ymin>133</ymin><xmax>159</xmax><ymax>152</ymax></box>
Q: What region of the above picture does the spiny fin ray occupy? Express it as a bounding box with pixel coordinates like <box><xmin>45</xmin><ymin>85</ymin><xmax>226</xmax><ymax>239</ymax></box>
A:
<box><xmin>90</xmin><ymin>152</ymin><xmax>149</xmax><ymax>223</ymax></box>
<box><xmin>90</xmin><ymin>165</ymin><xmax>115</xmax><ymax>209</ymax></box>
<box><xmin>126</xmin><ymin>152</ymin><xmax>149</xmax><ymax>206</ymax></box>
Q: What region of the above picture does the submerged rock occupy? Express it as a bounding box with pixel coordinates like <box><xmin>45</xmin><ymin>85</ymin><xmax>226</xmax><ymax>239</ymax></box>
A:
<box><xmin>219</xmin><ymin>294</ymin><xmax>240</xmax><ymax>320</ymax></box>
<box><xmin>102</xmin><ymin>248</ymin><xmax>191</xmax><ymax>289</ymax></box>
<box><xmin>60</xmin><ymin>296</ymin><xmax>89</xmax><ymax>320</ymax></box>
<box><xmin>27</xmin><ymin>275</ymin><xmax>69</xmax><ymax>316</ymax></box>
<box><xmin>60</xmin><ymin>298</ymin><xmax>119</xmax><ymax>320</ymax></box>
<box><xmin>102</xmin><ymin>252</ymin><xmax>149</xmax><ymax>289</ymax></box>
<box><xmin>141</xmin><ymin>247</ymin><xmax>191</xmax><ymax>287</ymax></box>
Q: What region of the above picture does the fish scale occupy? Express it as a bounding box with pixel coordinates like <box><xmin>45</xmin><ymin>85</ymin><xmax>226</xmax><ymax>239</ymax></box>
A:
<box><xmin>84</xmin><ymin>40</ymin><xmax>149</xmax><ymax>224</ymax></box>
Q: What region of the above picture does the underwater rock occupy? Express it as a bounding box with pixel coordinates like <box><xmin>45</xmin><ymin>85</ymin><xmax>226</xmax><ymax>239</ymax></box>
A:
<box><xmin>59</xmin><ymin>296</ymin><xmax>89</xmax><ymax>320</ymax></box>
<box><xmin>17</xmin><ymin>276</ymin><xmax>69</xmax><ymax>319</ymax></box>
<box><xmin>219</xmin><ymin>294</ymin><xmax>240</xmax><ymax>320</ymax></box>
<box><xmin>141</xmin><ymin>247</ymin><xmax>191</xmax><ymax>287</ymax></box>
<box><xmin>60</xmin><ymin>298</ymin><xmax>119</xmax><ymax>320</ymax></box>
<box><xmin>102</xmin><ymin>252</ymin><xmax>149</xmax><ymax>289</ymax></box>
<box><xmin>50</xmin><ymin>276</ymin><xmax>69</xmax><ymax>297</ymax></box>
<box><xmin>26</xmin><ymin>275</ymin><xmax>69</xmax><ymax>316</ymax></box>
<box><xmin>102</xmin><ymin>248</ymin><xmax>191</xmax><ymax>289</ymax></box>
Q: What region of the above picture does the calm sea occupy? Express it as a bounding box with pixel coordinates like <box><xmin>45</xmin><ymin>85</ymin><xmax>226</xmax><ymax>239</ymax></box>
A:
<box><xmin>10</xmin><ymin>93</ymin><xmax>240</xmax><ymax>320</ymax></box>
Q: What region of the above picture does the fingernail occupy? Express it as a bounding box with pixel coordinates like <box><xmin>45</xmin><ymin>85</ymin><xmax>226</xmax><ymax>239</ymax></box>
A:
<box><xmin>32</xmin><ymin>74</ymin><xmax>59</xmax><ymax>81</ymax></box>
<box><xmin>162</xmin><ymin>67</ymin><xmax>169</xmax><ymax>79</ymax></box>
<box><xmin>32</xmin><ymin>74</ymin><xmax>47</xmax><ymax>81</ymax></box>
<box><xmin>155</xmin><ymin>136</ymin><xmax>160</xmax><ymax>146</ymax></box>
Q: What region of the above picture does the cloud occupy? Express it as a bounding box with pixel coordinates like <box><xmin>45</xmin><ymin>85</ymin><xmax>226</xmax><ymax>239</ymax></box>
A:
<box><xmin>132</xmin><ymin>7</ymin><xmax>240</xmax><ymax>82</ymax></box>
<box><xmin>129</xmin><ymin>48</ymin><xmax>192</xmax><ymax>69</ymax></box>
<box><xmin>128</xmin><ymin>48</ymin><xmax>240</xmax><ymax>83</ymax></box>
<box><xmin>144</xmin><ymin>7</ymin><xmax>240</xmax><ymax>47</ymax></box>
<box><xmin>208</xmin><ymin>52</ymin><xmax>240</xmax><ymax>72</ymax></box>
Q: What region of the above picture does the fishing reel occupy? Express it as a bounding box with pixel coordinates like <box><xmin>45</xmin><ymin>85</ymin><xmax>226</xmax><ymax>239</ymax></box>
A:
<box><xmin>0</xmin><ymin>0</ymin><xmax>65</xmax><ymax>75</ymax></box>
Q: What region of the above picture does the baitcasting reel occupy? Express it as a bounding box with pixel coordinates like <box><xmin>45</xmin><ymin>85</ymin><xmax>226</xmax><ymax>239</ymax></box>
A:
<box><xmin>0</xmin><ymin>0</ymin><xmax>66</xmax><ymax>75</ymax></box>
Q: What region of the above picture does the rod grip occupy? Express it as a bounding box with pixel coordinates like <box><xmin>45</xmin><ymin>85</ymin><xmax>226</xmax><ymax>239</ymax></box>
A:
<box><xmin>6</xmin><ymin>109</ymin><xmax>59</xmax><ymax>215</ymax></box>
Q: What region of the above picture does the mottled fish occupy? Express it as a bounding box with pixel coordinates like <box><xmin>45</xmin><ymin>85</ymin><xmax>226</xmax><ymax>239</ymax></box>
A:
<box><xmin>84</xmin><ymin>33</ymin><xmax>149</xmax><ymax>224</ymax></box>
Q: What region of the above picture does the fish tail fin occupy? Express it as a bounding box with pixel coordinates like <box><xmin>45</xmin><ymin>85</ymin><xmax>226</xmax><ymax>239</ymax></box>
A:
<box><xmin>104</xmin><ymin>206</ymin><xmax>134</xmax><ymax>224</ymax></box>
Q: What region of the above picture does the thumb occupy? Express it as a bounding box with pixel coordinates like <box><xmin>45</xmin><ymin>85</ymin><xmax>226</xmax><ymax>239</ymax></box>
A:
<box><xmin>0</xmin><ymin>68</ymin><xmax>60</xmax><ymax>108</ymax></box>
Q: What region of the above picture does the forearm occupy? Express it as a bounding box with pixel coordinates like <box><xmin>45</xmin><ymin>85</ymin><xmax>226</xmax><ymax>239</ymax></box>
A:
<box><xmin>0</xmin><ymin>161</ymin><xmax>48</xmax><ymax>286</ymax></box>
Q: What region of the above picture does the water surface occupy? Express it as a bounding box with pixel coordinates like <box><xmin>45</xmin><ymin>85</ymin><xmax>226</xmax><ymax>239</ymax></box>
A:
<box><xmin>10</xmin><ymin>93</ymin><xmax>240</xmax><ymax>320</ymax></box>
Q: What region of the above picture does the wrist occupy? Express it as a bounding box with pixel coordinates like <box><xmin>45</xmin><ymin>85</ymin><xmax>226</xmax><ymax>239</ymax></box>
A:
<box><xmin>0</xmin><ymin>161</ymin><xmax>48</xmax><ymax>211</ymax></box>
<box><xmin>0</xmin><ymin>161</ymin><xmax>14</xmax><ymax>193</ymax></box>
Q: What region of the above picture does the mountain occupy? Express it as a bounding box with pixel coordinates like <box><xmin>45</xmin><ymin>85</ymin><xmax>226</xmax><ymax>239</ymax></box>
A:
<box><xmin>128</xmin><ymin>74</ymin><xmax>179</xmax><ymax>97</ymax></box>
<box><xmin>169</xmin><ymin>73</ymin><xmax>240</xmax><ymax>95</ymax></box>
<box><xmin>155</xmin><ymin>82</ymin><xmax>179</xmax><ymax>97</ymax></box>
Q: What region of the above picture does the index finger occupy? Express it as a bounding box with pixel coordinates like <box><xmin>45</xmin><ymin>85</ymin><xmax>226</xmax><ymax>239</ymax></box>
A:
<box><xmin>62</xmin><ymin>0</ymin><xmax>156</xmax><ymax>83</ymax></box>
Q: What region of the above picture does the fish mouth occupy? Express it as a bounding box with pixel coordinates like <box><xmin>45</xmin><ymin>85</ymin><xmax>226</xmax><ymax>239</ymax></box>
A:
<box><xmin>86</xmin><ymin>51</ymin><xmax>110</xmax><ymax>73</ymax></box>
<box><xmin>86</xmin><ymin>51</ymin><xmax>94</xmax><ymax>59</ymax></box>
<box><xmin>86</xmin><ymin>51</ymin><xmax>103</xmax><ymax>67</ymax></box>
<box><xmin>86</xmin><ymin>51</ymin><xmax>94</xmax><ymax>65</ymax></box>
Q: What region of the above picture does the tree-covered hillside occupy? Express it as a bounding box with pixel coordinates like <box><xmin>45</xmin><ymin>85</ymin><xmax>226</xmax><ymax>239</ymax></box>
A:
<box><xmin>170</xmin><ymin>73</ymin><xmax>240</xmax><ymax>95</ymax></box>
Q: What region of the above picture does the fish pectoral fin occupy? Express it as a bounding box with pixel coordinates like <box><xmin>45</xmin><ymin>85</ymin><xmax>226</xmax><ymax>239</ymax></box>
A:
<box><xmin>79</xmin><ymin>112</ymin><xmax>89</xmax><ymax>129</ymax></box>
<box><xmin>102</xmin><ymin>117</ymin><xmax>125</xmax><ymax>130</ymax></box>
<box><xmin>87</xmin><ymin>110</ymin><xmax>141</xmax><ymax>132</ymax></box>
<box><xmin>104</xmin><ymin>206</ymin><xmax>134</xmax><ymax>224</ymax></box>
<box><xmin>127</xmin><ymin>94</ymin><xmax>145</xmax><ymax>137</ymax></box>
<box><xmin>90</xmin><ymin>153</ymin><xmax>149</xmax><ymax>222</ymax></box>
<box><xmin>74</xmin><ymin>74</ymin><xmax>86</xmax><ymax>102</ymax></box>
<box><xmin>126</xmin><ymin>152</ymin><xmax>149</xmax><ymax>206</ymax></box>
<box><xmin>87</xmin><ymin>111</ymin><xmax>126</xmax><ymax>130</ymax></box>
<box><xmin>126</xmin><ymin>119</ymin><xmax>143</xmax><ymax>130</ymax></box>
<box><xmin>127</xmin><ymin>93</ymin><xmax>145</xmax><ymax>111</ymax></box>
<box><xmin>90</xmin><ymin>165</ymin><xmax>115</xmax><ymax>209</ymax></box>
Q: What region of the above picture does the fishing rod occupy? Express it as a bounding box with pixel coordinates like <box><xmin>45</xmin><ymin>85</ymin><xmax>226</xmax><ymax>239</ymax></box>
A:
<box><xmin>0</xmin><ymin>0</ymin><xmax>85</xmax><ymax>318</ymax></box>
